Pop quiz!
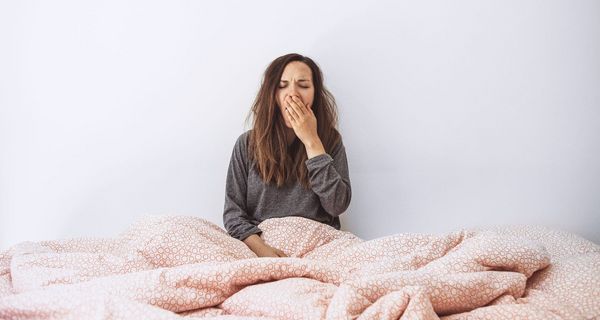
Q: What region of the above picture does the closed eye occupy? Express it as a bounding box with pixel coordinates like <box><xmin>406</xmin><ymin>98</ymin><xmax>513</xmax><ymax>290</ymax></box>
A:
<box><xmin>278</xmin><ymin>84</ymin><xmax>310</xmax><ymax>89</ymax></box>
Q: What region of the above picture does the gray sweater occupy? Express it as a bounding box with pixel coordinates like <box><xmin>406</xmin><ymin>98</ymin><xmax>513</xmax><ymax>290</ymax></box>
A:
<box><xmin>223</xmin><ymin>130</ymin><xmax>352</xmax><ymax>241</ymax></box>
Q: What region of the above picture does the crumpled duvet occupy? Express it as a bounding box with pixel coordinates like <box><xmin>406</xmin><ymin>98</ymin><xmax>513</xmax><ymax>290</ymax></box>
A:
<box><xmin>0</xmin><ymin>215</ymin><xmax>598</xmax><ymax>319</ymax></box>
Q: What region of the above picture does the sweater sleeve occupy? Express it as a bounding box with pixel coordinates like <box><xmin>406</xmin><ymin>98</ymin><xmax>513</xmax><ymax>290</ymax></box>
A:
<box><xmin>304</xmin><ymin>137</ymin><xmax>352</xmax><ymax>217</ymax></box>
<box><xmin>223</xmin><ymin>133</ymin><xmax>263</xmax><ymax>241</ymax></box>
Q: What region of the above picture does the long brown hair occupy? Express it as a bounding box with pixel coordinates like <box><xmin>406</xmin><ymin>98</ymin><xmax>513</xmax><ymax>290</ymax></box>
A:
<box><xmin>244</xmin><ymin>53</ymin><xmax>341</xmax><ymax>189</ymax></box>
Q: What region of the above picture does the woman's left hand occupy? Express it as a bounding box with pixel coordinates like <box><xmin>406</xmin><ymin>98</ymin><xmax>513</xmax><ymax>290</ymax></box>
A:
<box><xmin>284</xmin><ymin>95</ymin><xmax>319</xmax><ymax>145</ymax></box>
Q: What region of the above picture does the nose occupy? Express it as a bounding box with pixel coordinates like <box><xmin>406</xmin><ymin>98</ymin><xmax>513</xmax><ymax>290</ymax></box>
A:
<box><xmin>287</xmin><ymin>89</ymin><xmax>300</xmax><ymax>99</ymax></box>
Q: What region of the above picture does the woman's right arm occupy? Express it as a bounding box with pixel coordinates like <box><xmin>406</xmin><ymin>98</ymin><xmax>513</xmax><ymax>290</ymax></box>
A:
<box><xmin>222</xmin><ymin>133</ymin><xmax>287</xmax><ymax>257</ymax></box>
<box><xmin>243</xmin><ymin>234</ymin><xmax>288</xmax><ymax>257</ymax></box>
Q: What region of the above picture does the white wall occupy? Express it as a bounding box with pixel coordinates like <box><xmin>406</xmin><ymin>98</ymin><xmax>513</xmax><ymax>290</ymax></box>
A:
<box><xmin>1</xmin><ymin>0</ymin><xmax>599</xmax><ymax>250</ymax></box>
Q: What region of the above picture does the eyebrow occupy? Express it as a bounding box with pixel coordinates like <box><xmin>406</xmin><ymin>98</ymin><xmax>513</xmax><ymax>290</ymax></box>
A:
<box><xmin>279</xmin><ymin>79</ymin><xmax>311</xmax><ymax>82</ymax></box>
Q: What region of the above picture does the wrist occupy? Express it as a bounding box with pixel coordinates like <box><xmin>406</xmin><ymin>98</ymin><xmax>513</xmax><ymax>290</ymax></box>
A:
<box><xmin>243</xmin><ymin>234</ymin><xmax>265</xmax><ymax>249</ymax></box>
<box><xmin>305</xmin><ymin>138</ymin><xmax>326</xmax><ymax>159</ymax></box>
<box><xmin>304</xmin><ymin>136</ymin><xmax>322</xmax><ymax>149</ymax></box>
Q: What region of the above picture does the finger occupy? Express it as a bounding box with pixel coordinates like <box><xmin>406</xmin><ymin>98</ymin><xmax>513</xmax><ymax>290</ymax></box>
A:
<box><xmin>285</xmin><ymin>100</ymin><xmax>300</xmax><ymax>120</ymax></box>
<box><xmin>299</xmin><ymin>99</ymin><xmax>313</xmax><ymax>116</ymax></box>
<box><xmin>288</xmin><ymin>96</ymin><xmax>306</xmax><ymax>116</ymax></box>
<box><xmin>286</xmin><ymin>96</ymin><xmax>304</xmax><ymax>117</ymax></box>
<box><xmin>289</xmin><ymin>102</ymin><xmax>304</xmax><ymax>122</ymax></box>
<box><xmin>283</xmin><ymin>99</ymin><xmax>295</xmax><ymax>121</ymax></box>
<box><xmin>285</xmin><ymin>105</ymin><xmax>296</xmax><ymax>123</ymax></box>
<box><xmin>290</xmin><ymin>96</ymin><xmax>307</xmax><ymax>114</ymax></box>
<box><xmin>278</xmin><ymin>250</ymin><xmax>288</xmax><ymax>257</ymax></box>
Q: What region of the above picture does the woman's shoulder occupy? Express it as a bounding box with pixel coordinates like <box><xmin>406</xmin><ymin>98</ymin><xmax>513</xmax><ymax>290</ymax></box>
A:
<box><xmin>327</xmin><ymin>128</ymin><xmax>348</xmax><ymax>159</ymax></box>
<box><xmin>331</xmin><ymin>127</ymin><xmax>344</xmax><ymax>146</ymax></box>
<box><xmin>235</xmin><ymin>129</ymin><xmax>252</xmax><ymax>146</ymax></box>
<box><xmin>232</xmin><ymin>130</ymin><xmax>254</xmax><ymax>163</ymax></box>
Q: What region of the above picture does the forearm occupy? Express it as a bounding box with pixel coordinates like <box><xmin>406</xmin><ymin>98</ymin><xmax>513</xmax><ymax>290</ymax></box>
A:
<box><xmin>305</xmin><ymin>138</ymin><xmax>326</xmax><ymax>159</ymax></box>
<box><xmin>304</xmin><ymin>139</ymin><xmax>352</xmax><ymax>216</ymax></box>
<box><xmin>243</xmin><ymin>234</ymin><xmax>266</xmax><ymax>250</ymax></box>
<box><xmin>243</xmin><ymin>234</ymin><xmax>287</xmax><ymax>257</ymax></box>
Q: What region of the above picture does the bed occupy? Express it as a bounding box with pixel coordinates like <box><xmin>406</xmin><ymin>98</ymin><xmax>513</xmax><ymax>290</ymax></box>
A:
<box><xmin>0</xmin><ymin>215</ymin><xmax>598</xmax><ymax>319</ymax></box>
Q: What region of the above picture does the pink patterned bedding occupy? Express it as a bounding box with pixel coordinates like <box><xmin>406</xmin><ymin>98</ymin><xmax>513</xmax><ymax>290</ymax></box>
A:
<box><xmin>0</xmin><ymin>215</ymin><xmax>598</xmax><ymax>319</ymax></box>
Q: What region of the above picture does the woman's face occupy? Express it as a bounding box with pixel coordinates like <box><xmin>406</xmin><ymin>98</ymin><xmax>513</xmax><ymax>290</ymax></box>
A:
<box><xmin>276</xmin><ymin>61</ymin><xmax>315</xmax><ymax>128</ymax></box>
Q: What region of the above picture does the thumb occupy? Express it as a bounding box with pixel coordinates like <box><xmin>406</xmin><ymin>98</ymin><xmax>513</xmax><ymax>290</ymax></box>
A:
<box><xmin>277</xmin><ymin>250</ymin><xmax>288</xmax><ymax>257</ymax></box>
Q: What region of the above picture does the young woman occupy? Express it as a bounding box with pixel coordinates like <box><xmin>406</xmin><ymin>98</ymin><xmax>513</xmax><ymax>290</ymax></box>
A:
<box><xmin>223</xmin><ymin>53</ymin><xmax>352</xmax><ymax>258</ymax></box>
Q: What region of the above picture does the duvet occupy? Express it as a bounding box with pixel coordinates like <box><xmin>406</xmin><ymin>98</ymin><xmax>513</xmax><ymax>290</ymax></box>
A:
<box><xmin>0</xmin><ymin>215</ymin><xmax>598</xmax><ymax>319</ymax></box>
